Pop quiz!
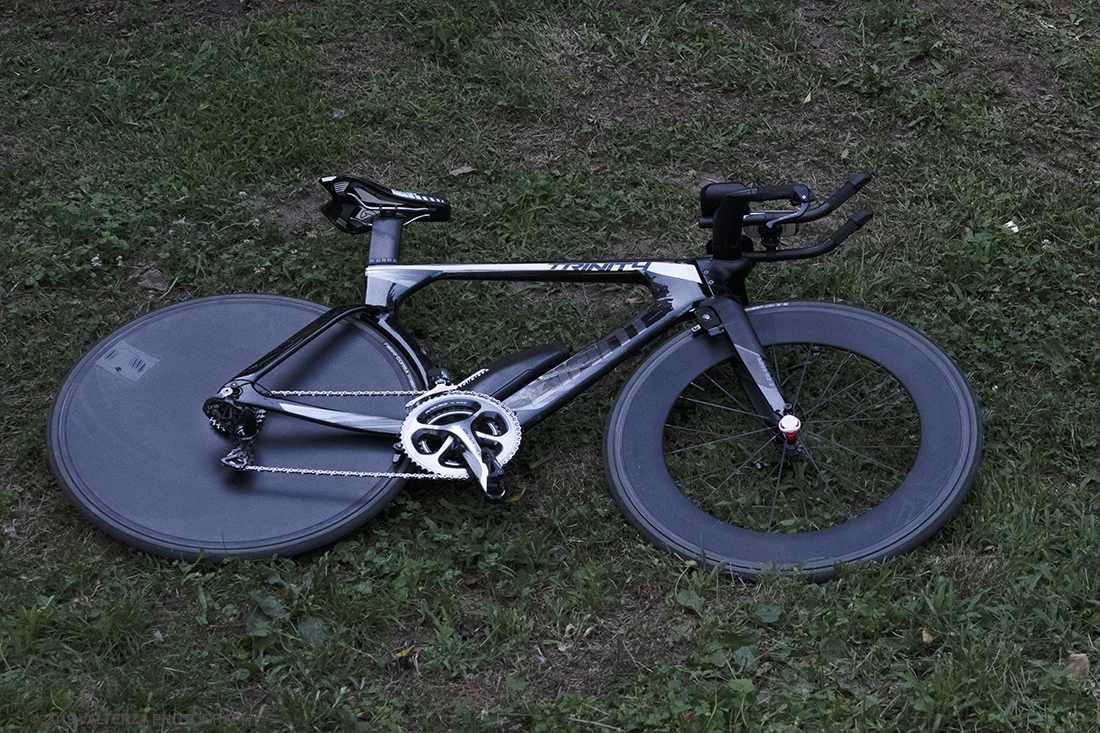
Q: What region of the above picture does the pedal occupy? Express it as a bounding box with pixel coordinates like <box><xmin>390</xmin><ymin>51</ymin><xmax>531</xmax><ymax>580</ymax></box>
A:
<box><xmin>484</xmin><ymin>474</ymin><xmax>506</xmax><ymax>504</ymax></box>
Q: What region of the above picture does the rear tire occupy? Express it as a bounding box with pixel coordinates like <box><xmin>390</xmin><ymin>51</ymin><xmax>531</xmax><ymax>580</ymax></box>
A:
<box><xmin>603</xmin><ymin>301</ymin><xmax>981</xmax><ymax>580</ymax></box>
<box><xmin>48</xmin><ymin>295</ymin><xmax>421</xmax><ymax>561</ymax></box>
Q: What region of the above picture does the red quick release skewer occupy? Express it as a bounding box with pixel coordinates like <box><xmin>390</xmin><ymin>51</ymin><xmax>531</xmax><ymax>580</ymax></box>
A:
<box><xmin>778</xmin><ymin>414</ymin><xmax>801</xmax><ymax>440</ymax></box>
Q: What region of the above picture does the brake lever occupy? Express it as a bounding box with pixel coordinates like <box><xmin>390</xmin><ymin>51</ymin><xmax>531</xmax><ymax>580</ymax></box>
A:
<box><xmin>765</xmin><ymin>201</ymin><xmax>810</xmax><ymax>229</ymax></box>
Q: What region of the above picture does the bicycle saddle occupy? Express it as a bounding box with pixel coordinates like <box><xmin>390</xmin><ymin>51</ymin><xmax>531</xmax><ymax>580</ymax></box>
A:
<box><xmin>319</xmin><ymin>176</ymin><xmax>451</xmax><ymax>234</ymax></box>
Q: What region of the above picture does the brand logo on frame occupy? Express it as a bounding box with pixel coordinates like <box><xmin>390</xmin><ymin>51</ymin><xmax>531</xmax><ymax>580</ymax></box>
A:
<box><xmin>548</xmin><ymin>262</ymin><xmax>651</xmax><ymax>272</ymax></box>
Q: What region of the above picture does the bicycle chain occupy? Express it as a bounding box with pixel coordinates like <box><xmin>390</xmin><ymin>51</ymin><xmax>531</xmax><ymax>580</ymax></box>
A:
<box><xmin>268</xmin><ymin>389</ymin><xmax>423</xmax><ymax>397</ymax></box>
<box><xmin>239</xmin><ymin>464</ymin><xmax>459</xmax><ymax>480</ymax></box>
<box><xmin>268</xmin><ymin>369</ymin><xmax>489</xmax><ymax>399</ymax></box>
<box><xmin>219</xmin><ymin>370</ymin><xmax>493</xmax><ymax>479</ymax></box>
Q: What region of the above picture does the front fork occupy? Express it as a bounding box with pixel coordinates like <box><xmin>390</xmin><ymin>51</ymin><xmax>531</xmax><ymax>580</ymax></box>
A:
<box><xmin>693</xmin><ymin>296</ymin><xmax>803</xmax><ymax>461</ymax></box>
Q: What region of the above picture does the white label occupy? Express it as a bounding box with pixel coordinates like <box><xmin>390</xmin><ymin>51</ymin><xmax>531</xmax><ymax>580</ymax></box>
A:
<box><xmin>96</xmin><ymin>342</ymin><xmax>159</xmax><ymax>382</ymax></box>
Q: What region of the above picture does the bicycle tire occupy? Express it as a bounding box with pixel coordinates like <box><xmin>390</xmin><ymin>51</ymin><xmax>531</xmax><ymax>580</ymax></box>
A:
<box><xmin>48</xmin><ymin>294</ymin><xmax>421</xmax><ymax>561</ymax></box>
<box><xmin>603</xmin><ymin>301</ymin><xmax>981</xmax><ymax>580</ymax></box>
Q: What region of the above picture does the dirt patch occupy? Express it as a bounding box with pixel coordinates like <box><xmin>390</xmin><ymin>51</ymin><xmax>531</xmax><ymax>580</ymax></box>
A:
<box><xmin>321</xmin><ymin>30</ymin><xmax>421</xmax><ymax>99</ymax></box>
<box><xmin>799</xmin><ymin>0</ymin><xmax>1062</xmax><ymax>101</ymax></box>
<box><xmin>265</xmin><ymin>188</ymin><xmax>327</xmax><ymax>240</ymax></box>
<box><xmin>74</xmin><ymin>0</ymin><xmax>311</xmax><ymax>31</ymax></box>
<box><xmin>0</xmin><ymin>133</ymin><xmax>37</xmax><ymax>168</ymax></box>
<box><xmin>939</xmin><ymin>2</ymin><xmax>1063</xmax><ymax>100</ymax></box>
<box><xmin>546</xmin><ymin>22</ymin><xmax>745</xmax><ymax>128</ymax></box>
<box><xmin>796</xmin><ymin>2</ymin><xmax>850</xmax><ymax>73</ymax></box>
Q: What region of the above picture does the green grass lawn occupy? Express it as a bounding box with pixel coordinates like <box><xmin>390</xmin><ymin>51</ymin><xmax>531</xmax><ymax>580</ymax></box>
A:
<box><xmin>2</xmin><ymin>0</ymin><xmax>1100</xmax><ymax>729</ymax></box>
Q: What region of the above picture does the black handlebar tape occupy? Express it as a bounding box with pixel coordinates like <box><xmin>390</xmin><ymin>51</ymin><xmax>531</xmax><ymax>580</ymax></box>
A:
<box><xmin>700</xmin><ymin>182</ymin><xmax>814</xmax><ymax>223</ymax></box>
<box><xmin>818</xmin><ymin>209</ymin><xmax>873</xmax><ymax>252</ymax></box>
<box><xmin>821</xmin><ymin>173</ymin><xmax>872</xmax><ymax>211</ymax></box>
<box><xmin>737</xmin><ymin>184</ymin><xmax>815</xmax><ymax>205</ymax></box>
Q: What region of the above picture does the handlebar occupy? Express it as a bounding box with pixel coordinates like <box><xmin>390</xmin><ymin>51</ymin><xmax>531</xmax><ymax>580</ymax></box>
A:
<box><xmin>699</xmin><ymin>173</ymin><xmax>873</xmax><ymax>262</ymax></box>
<box><xmin>742</xmin><ymin>209</ymin><xmax>873</xmax><ymax>262</ymax></box>
<box><xmin>699</xmin><ymin>172</ymin><xmax>871</xmax><ymax>228</ymax></box>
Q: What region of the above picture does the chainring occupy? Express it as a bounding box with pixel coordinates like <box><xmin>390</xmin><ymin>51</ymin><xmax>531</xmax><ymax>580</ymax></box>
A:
<box><xmin>400</xmin><ymin>391</ymin><xmax>521</xmax><ymax>479</ymax></box>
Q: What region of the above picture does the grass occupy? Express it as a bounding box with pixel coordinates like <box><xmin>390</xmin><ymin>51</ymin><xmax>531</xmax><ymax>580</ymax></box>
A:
<box><xmin>2</xmin><ymin>0</ymin><xmax>1100</xmax><ymax>729</ymax></box>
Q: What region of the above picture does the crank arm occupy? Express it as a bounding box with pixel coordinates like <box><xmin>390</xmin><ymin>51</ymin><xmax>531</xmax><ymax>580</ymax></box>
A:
<box><xmin>414</xmin><ymin>420</ymin><xmax>505</xmax><ymax>498</ymax></box>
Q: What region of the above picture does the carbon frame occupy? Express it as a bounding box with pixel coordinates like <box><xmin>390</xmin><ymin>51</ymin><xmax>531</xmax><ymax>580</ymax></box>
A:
<box><xmin>217</xmin><ymin>258</ymin><xmax>727</xmax><ymax>433</ymax></box>
<box><xmin>366</xmin><ymin>260</ymin><xmax>711</xmax><ymax>427</ymax></box>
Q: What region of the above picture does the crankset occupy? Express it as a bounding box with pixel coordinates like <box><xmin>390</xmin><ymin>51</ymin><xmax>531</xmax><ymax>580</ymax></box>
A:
<box><xmin>399</xmin><ymin>391</ymin><xmax>522</xmax><ymax>501</ymax></box>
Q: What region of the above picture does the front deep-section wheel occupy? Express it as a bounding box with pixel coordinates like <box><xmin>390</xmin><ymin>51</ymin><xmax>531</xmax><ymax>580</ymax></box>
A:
<box><xmin>604</xmin><ymin>301</ymin><xmax>981</xmax><ymax>580</ymax></box>
<box><xmin>48</xmin><ymin>295</ymin><xmax>421</xmax><ymax>561</ymax></box>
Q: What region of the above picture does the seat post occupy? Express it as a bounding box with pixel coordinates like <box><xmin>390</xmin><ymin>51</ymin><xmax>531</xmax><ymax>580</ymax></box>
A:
<box><xmin>368</xmin><ymin>217</ymin><xmax>404</xmax><ymax>264</ymax></box>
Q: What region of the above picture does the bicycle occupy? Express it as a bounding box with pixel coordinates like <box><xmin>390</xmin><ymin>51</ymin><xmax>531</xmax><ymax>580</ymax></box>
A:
<box><xmin>47</xmin><ymin>173</ymin><xmax>982</xmax><ymax>580</ymax></box>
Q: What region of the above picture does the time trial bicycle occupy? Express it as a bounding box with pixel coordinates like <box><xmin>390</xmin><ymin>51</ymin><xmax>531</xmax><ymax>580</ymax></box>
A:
<box><xmin>48</xmin><ymin>173</ymin><xmax>982</xmax><ymax>580</ymax></box>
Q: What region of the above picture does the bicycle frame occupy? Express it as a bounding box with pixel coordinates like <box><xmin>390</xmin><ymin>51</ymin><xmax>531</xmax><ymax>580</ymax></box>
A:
<box><xmin>366</xmin><ymin>258</ymin><xmax>710</xmax><ymax>427</ymax></box>
<box><xmin>212</xmin><ymin>247</ymin><xmax>786</xmax><ymax>435</ymax></box>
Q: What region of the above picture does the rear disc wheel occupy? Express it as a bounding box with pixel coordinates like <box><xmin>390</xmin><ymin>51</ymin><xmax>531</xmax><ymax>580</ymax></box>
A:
<box><xmin>48</xmin><ymin>294</ymin><xmax>421</xmax><ymax>561</ymax></box>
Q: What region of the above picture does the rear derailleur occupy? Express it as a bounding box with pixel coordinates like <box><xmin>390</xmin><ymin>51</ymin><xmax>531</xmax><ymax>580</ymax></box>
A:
<box><xmin>203</xmin><ymin>396</ymin><xmax>265</xmax><ymax>469</ymax></box>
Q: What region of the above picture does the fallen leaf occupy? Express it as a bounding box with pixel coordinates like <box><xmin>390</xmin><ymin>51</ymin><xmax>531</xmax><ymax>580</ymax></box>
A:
<box><xmin>676</xmin><ymin>589</ymin><xmax>705</xmax><ymax>614</ymax></box>
<box><xmin>1063</xmin><ymin>653</ymin><xmax>1090</xmax><ymax>679</ymax></box>
<box><xmin>449</xmin><ymin>166</ymin><xmax>476</xmax><ymax>176</ymax></box>
<box><xmin>132</xmin><ymin>265</ymin><xmax>170</xmax><ymax>292</ymax></box>
<box><xmin>802</xmin><ymin>91</ymin><xmax>812</xmax><ymax>104</ymax></box>
<box><xmin>920</xmin><ymin>627</ymin><xmax>934</xmax><ymax>644</ymax></box>
<box><xmin>819</xmin><ymin>636</ymin><xmax>848</xmax><ymax>662</ymax></box>
<box><xmin>298</xmin><ymin>616</ymin><xmax>330</xmax><ymax>646</ymax></box>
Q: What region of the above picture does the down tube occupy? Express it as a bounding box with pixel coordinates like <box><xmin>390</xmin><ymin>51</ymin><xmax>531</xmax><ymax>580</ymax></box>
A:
<box><xmin>502</xmin><ymin>269</ymin><xmax>707</xmax><ymax>427</ymax></box>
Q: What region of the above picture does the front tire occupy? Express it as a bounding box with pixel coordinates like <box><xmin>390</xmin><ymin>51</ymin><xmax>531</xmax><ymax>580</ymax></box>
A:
<box><xmin>603</xmin><ymin>301</ymin><xmax>981</xmax><ymax>580</ymax></box>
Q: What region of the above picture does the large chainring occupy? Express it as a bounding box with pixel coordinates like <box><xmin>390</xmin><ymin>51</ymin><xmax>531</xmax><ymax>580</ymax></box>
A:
<box><xmin>400</xmin><ymin>391</ymin><xmax>521</xmax><ymax>479</ymax></box>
